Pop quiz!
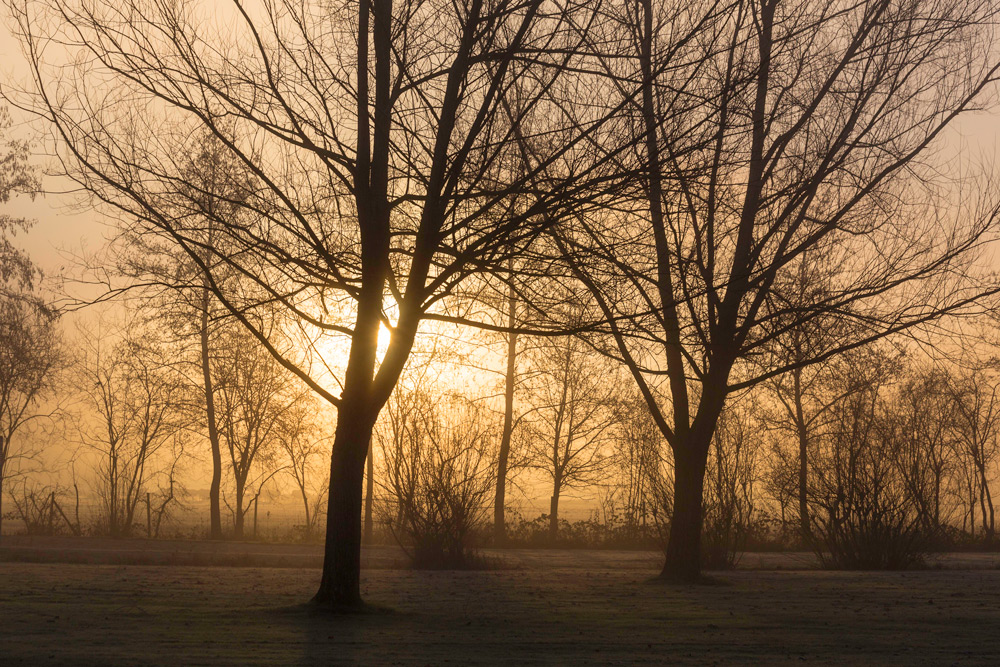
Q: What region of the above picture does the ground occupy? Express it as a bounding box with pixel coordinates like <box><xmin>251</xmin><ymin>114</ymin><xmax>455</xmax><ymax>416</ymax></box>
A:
<box><xmin>1</xmin><ymin>538</ymin><xmax>1000</xmax><ymax>665</ymax></box>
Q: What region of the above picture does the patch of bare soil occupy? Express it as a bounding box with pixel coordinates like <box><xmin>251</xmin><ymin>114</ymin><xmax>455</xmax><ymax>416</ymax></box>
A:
<box><xmin>2</xmin><ymin>561</ymin><xmax>1000</xmax><ymax>665</ymax></box>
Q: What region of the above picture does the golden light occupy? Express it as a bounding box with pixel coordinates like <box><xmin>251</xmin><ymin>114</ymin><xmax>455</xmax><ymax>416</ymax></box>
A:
<box><xmin>377</xmin><ymin>322</ymin><xmax>392</xmax><ymax>358</ymax></box>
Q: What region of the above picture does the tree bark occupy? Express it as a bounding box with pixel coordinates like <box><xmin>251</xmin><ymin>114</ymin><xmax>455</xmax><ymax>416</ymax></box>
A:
<box><xmin>0</xmin><ymin>441</ymin><xmax>5</xmax><ymax>541</ymax></box>
<box><xmin>549</xmin><ymin>490</ymin><xmax>560</xmax><ymax>540</ymax></box>
<box><xmin>493</xmin><ymin>282</ymin><xmax>518</xmax><ymax>545</ymax></box>
<box><xmin>793</xmin><ymin>369</ymin><xmax>810</xmax><ymax>539</ymax></box>
<box><xmin>200</xmin><ymin>293</ymin><xmax>224</xmax><ymax>540</ymax></box>
<box><xmin>314</xmin><ymin>404</ymin><xmax>373</xmax><ymax>607</ymax></box>
<box><xmin>660</xmin><ymin>381</ymin><xmax>728</xmax><ymax>582</ymax></box>
<box><xmin>660</xmin><ymin>439</ymin><xmax>710</xmax><ymax>581</ymax></box>
<box><xmin>234</xmin><ymin>477</ymin><xmax>245</xmax><ymax>539</ymax></box>
<box><xmin>299</xmin><ymin>484</ymin><xmax>312</xmax><ymax>536</ymax></box>
<box><xmin>363</xmin><ymin>438</ymin><xmax>374</xmax><ymax>545</ymax></box>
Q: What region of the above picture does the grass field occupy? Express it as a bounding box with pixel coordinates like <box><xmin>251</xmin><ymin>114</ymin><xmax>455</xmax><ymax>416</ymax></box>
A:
<box><xmin>2</xmin><ymin>539</ymin><xmax>1000</xmax><ymax>664</ymax></box>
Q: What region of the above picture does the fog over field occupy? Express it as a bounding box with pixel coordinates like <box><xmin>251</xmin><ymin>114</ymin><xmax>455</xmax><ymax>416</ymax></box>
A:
<box><xmin>2</xmin><ymin>0</ymin><xmax>1000</xmax><ymax>663</ymax></box>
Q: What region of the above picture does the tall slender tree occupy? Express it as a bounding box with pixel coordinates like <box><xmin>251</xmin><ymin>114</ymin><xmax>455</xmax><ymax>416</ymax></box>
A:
<box><xmin>523</xmin><ymin>325</ymin><xmax>619</xmax><ymax>539</ymax></box>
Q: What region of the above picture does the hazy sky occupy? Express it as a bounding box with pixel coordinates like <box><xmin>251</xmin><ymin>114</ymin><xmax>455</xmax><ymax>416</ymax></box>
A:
<box><xmin>2</xmin><ymin>5</ymin><xmax>1000</xmax><ymax>279</ymax></box>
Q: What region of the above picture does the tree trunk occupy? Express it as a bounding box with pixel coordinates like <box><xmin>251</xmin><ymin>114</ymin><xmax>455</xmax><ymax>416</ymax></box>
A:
<box><xmin>314</xmin><ymin>405</ymin><xmax>373</xmax><ymax>607</ymax></box>
<box><xmin>660</xmin><ymin>441</ymin><xmax>710</xmax><ymax>581</ymax></box>
<box><xmin>0</xmin><ymin>440</ymin><xmax>5</xmax><ymax>540</ymax></box>
<box><xmin>312</xmin><ymin>271</ymin><xmax>390</xmax><ymax>607</ymax></box>
<box><xmin>794</xmin><ymin>402</ymin><xmax>810</xmax><ymax>538</ymax></box>
<box><xmin>200</xmin><ymin>293</ymin><xmax>224</xmax><ymax>540</ymax></box>
<box><xmin>363</xmin><ymin>438</ymin><xmax>374</xmax><ymax>545</ymax></box>
<box><xmin>549</xmin><ymin>492</ymin><xmax>560</xmax><ymax>540</ymax></box>
<box><xmin>988</xmin><ymin>489</ymin><xmax>995</xmax><ymax>538</ymax></box>
<box><xmin>979</xmin><ymin>467</ymin><xmax>995</xmax><ymax>538</ymax></box>
<box><xmin>970</xmin><ymin>481</ymin><xmax>976</xmax><ymax>537</ymax></box>
<box><xmin>311</xmin><ymin>0</ymin><xmax>395</xmax><ymax>607</ymax></box>
<box><xmin>0</xmin><ymin>453</ymin><xmax>4</xmax><ymax>541</ymax></box>
<box><xmin>789</xmin><ymin>367</ymin><xmax>810</xmax><ymax>539</ymax></box>
<box><xmin>234</xmin><ymin>479</ymin><xmax>245</xmax><ymax>539</ymax></box>
<box><xmin>494</xmin><ymin>285</ymin><xmax>518</xmax><ymax>545</ymax></box>
<box><xmin>933</xmin><ymin>469</ymin><xmax>942</xmax><ymax>531</ymax></box>
<box><xmin>300</xmin><ymin>485</ymin><xmax>312</xmax><ymax>537</ymax></box>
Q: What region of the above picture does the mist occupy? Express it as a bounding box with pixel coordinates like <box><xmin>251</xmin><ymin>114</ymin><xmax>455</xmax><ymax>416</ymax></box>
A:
<box><xmin>3</xmin><ymin>0</ymin><xmax>1000</xmax><ymax>663</ymax></box>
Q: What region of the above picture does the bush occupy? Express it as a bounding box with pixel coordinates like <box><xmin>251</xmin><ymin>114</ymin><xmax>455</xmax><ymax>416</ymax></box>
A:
<box><xmin>812</xmin><ymin>498</ymin><xmax>926</xmax><ymax>569</ymax></box>
<box><xmin>377</xmin><ymin>392</ymin><xmax>497</xmax><ymax>569</ymax></box>
<box><xmin>6</xmin><ymin>481</ymin><xmax>80</xmax><ymax>536</ymax></box>
<box><xmin>810</xmin><ymin>414</ymin><xmax>928</xmax><ymax>568</ymax></box>
<box><xmin>502</xmin><ymin>507</ymin><xmax>663</xmax><ymax>550</ymax></box>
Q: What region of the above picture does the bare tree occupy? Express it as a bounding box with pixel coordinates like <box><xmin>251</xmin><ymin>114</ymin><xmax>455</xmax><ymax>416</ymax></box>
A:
<box><xmin>0</xmin><ymin>296</ymin><xmax>60</xmax><ymax>537</ymax></box>
<box><xmin>494</xmin><ymin>275</ymin><xmax>520</xmax><ymax>545</ymax></box>
<box><xmin>378</xmin><ymin>390</ymin><xmax>498</xmax><ymax>568</ymax></box>
<box><xmin>76</xmin><ymin>319</ymin><xmax>185</xmax><ymax>537</ymax></box>
<box><xmin>887</xmin><ymin>365</ymin><xmax>958</xmax><ymax>537</ymax></box>
<box><xmin>560</xmin><ymin>0</ymin><xmax>1000</xmax><ymax>581</ymax></box>
<box><xmin>12</xmin><ymin>0</ymin><xmax>628</xmax><ymax>606</ymax></box>
<box><xmin>947</xmin><ymin>363</ymin><xmax>1000</xmax><ymax>538</ymax></box>
<box><xmin>608</xmin><ymin>389</ymin><xmax>668</xmax><ymax>540</ymax></box>
<box><xmin>108</xmin><ymin>132</ymin><xmax>250</xmax><ymax>540</ymax></box>
<box><xmin>701</xmin><ymin>398</ymin><xmax>764</xmax><ymax>568</ymax></box>
<box><xmin>213</xmin><ymin>321</ymin><xmax>305</xmax><ymax>539</ymax></box>
<box><xmin>763</xmin><ymin>256</ymin><xmax>862</xmax><ymax>539</ymax></box>
<box><xmin>809</xmin><ymin>348</ymin><xmax>925</xmax><ymax>568</ymax></box>
<box><xmin>522</xmin><ymin>328</ymin><xmax>619</xmax><ymax>539</ymax></box>
<box><xmin>0</xmin><ymin>103</ymin><xmax>40</xmax><ymax>300</ymax></box>
<box><xmin>279</xmin><ymin>397</ymin><xmax>330</xmax><ymax>540</ymax></box>
<box><xmin>0</xmin><ymin>103</ymin><xmax>57</xmax><ymax>539</ymax></box>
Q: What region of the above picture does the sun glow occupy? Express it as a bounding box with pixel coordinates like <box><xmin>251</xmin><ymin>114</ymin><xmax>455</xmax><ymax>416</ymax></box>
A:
<box><xmin>377</xmin><ymin>322</ymin><xmax>392</xmax><ymax>359</ymax></box>
<box><xmin>307</xmin><ymin>321</ymin><xmax>394</xmax><ymax>380</ymax></box>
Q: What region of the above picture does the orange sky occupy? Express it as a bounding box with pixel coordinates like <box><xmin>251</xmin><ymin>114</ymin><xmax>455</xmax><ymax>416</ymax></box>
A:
<box><xmin>2</xmin><ymin>6</ymin><xmax>999</xmax><ymax>278</ymax></box>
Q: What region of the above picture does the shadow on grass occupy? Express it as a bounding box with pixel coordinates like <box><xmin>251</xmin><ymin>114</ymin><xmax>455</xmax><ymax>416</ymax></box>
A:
<box><xmin>271</xmin><ymin>600</ymin><xmax>397</xmax><ymax>617</ymax></box>
<box><xmin>644</xmin><ymin>572</ymin><xmax>732</xmax><ymax>586</ymax></box>
<box><xmin>407</xmin><ymin>553</ymin><xmax>518</xmax><ymax>572</ymax></box>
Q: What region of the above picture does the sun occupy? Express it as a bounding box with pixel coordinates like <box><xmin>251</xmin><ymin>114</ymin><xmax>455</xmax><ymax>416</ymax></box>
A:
<box><xmin>377</xmin><ymin>322</ymin><xmax>392</xmax><ymax>358</ymax></box>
